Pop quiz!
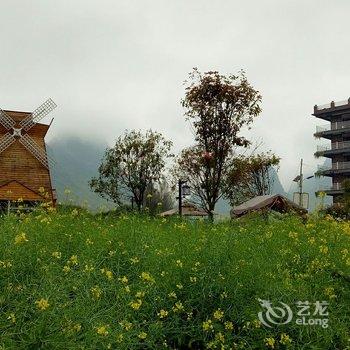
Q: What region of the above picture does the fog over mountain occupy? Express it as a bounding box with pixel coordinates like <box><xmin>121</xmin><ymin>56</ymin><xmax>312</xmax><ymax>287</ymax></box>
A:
<box><xmin>47</xmin><ymin>137</ymin><xmax>112</xmax><ymax>211</ymax></box>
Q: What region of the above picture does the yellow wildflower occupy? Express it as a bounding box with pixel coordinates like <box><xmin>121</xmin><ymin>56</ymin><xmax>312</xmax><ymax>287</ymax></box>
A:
<box><xmin>213</xmin><ymin>308</ymin><xmax>224</xmax><ymax>321</ymax></box>
<box><xmin>280</xmin><ymin>333</ymin><xmax>292</xmax><ymax>345</ymax></box>
<box><xmin>35</xmin><ymin>298</ymin><xmax>49</xmax><ymax>311</ymax></box>
<box><xmin>7</xmin><ymin>313</ymin><xmax>16</xmax><ymax>323</ymax></box>
<box><xmin>69</xmin><ymin>255</ymin><xmax>78</xmax><ymax>266</ymax></box>
<box><xmin>168</xmin><ymin>291</ymin><xmax>177</xmax><ymax>299</ymax></box>
<box><xmin>130</xmin><ymin>257</ymin><xmax>140</xmax><ymax>264</ymax></box>
<box><xmin>135</xmin><ymin>291</ymin><xmax>145</xmax><ymax>298</ymax></box>
<box><xmin>130</xmin><ymin>299</ymin><xmax>142</xmax><ymax>310</ymax></box>
<box><xmin>265</xmin><ymin>337</ymin><xmax>276</xmax><ymax>349</ymax></box>
<box><xmin>84</xmin><ymin>264</ymin><xmax>95</xmax><ymax>273</ymax></box>
<box><xmin>319</xmin><ymin>245</ymin><xmax>329</xmax><ymax>254</ymax></box>
<box><xmin>91</xmin><ymin>286</ymin><xmax>102</xmax><ymax>299</ymax></box>
<box><xmin>52</xmin><ymin>251</ymin><xmax>61</xmax><ymax>259</ymax></box>
<box><xmin>176</xmin><ymin>260</ymin><xmax>183</xmax><ymax>268</ymax></box>
<box><xmin>324</xmin><ymin>286</ymin><xmax>336</xmax><ymax>299</ymax></box>
<box><xmin>138</xmin><ymin>331</ymin><xmax>147</xmax><ymax>340</ymax></box>
<box><xmin>119</xmin><ymin>320</ymin><xmax>132</xmax><ymax>331</ymax></box>
<box><xmin>96</xmin><ymin>325</ymin><xmax>109</xmax><ymax>336</ymax></box>
<box><xmin>215</xmin><ymin>332</ymin><xmax>225</xmax><ymax>342</ymax></box>
<box><xmin>157</xmin><ymin>309</ymin><xmax>168</xmax><ymax>319</ymax></box>
<box><xmin>63</xmin><ymin>265</ymin><xmax>71</xmax><ymax>273</ymax></box>
<box><xmin>140</xmin><ymin>272</ymin><xmax>155</xmax><ymax>283</ymax></box>
<box><xmin>172</xmin><ymin>301</ymin><xmax>184</xmax><ymax>312</ymax></box>
<box><xmin>308</xmin><ymin>237</ymin><xmax>315</xmax><ymax>244</ymax></box>
<box><xmin>202</xmin><ymin>319</ymin><xmax>213</xmax><ymax>332</ymax></box>
<box><xmin>14</xmin><ymin>232</ymin><xmax>28</xmax><ymax>245</ymax></box>
<box><xmin>119</xmin><ymin>276</ymin><xmax>128</xmax><ymax>284</ymax></box>
<box><xmin>224</xmin><ymin>321</ymin><xmax>234</xmax><ymax>330</ymax></box>
<box><xmin>86</xmin><ymin>238</ymin><xmax>94</xmax><ymax>245</ymax></box>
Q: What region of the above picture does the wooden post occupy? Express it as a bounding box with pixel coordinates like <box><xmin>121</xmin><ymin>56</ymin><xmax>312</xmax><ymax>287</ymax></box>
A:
<box><xmin>7</xmin><ymin>200</ymin><xmax>10</xmax><ymax>215</ymax></box>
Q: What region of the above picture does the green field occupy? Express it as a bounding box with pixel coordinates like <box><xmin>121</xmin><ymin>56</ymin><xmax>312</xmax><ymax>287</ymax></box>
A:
<box><xmin>1</xmin><ymin>208</ymin><xmax>350</xmax><ymax>349</ymax></box>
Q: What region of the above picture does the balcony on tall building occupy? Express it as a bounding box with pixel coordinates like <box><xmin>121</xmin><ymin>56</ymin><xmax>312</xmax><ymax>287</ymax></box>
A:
<box><xmin>313</xmin><ymin>99</ymin><xmax>350</xmax><ymax>121</ymax></box>
<box><xmin>317</xmin><ymin>182</ymin><xmax>344</xmax><ymax>196</ymax></box>
<box><xmin>314</xmin><ymin>120</ymin><xmax>350</xmax><ymax>139</ymax></box>
<box><xmin>317</xmin><ymin>162</ymin><xmax>350</xmax><ymax>176</ymax></box>
<box><xmin>314</xmin><ymin>141</ymin><xmax>350</xmax><ymax>158</ymax></box>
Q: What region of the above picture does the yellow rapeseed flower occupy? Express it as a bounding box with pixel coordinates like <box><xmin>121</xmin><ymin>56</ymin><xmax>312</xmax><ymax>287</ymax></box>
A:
<box><xmin>168</xmin><ymin>291</ymin><xmax>177</xmax><ymax>299</ymax></box>
<box><xmin>96</xmin><ymin>325</ymin><xmax>109</xmax><ymax>336</ymax></box>
<box><xmin>119</xmin><ymin>320</ymin><xmax>132</xmax><ymax>331</ymax></box>
<box><xmin>135</xmin><ymin>291</ymin><xmax>145</xmax><ymax>298</ymax></box>
<box><xmin>91</xmin><ymin>286</ymin><xmax>102</xmax><ymax>299</ymax></box>
<box><xmin>140</xmin><ymin>272</ymin><xmax>155</xmax><ymax>283</ymax></box>
<box><xmin>172</xmin><ymin>301</ymin><xmax>184</xmax><ymax>313</ymax></box>
<box><xmin>319</xmin><ymin>245</ymin><xmax>329</xmax><ymax>254</ymax></box>
<box><xmin>224</xmin><ymin>321</ymin><xmax>234</xmax><ymax>330</ymax></box>
<box><xmin>69</xmin><ymin>255</ymin><xmax>78</xmax><ymax>265</ymax></box>
<box><xmin>213</xmin><ymin>308</ymin><xmax>224</xmax><ymax>321</ymax></box>
<box><xmin>63</xmin><ymin>265</ymin><xmax>71</xmax><ymax>273</ymax></box>
<box><xmin>130</xmin><ymin>299</ymin><xmax>142</xmax><ymax>310</ymax></box>
<box><xmin>176</xmin><ymin>260</ymin><xmax>183</xmax><ymax>268</ymax></box>
<box><xmin>14</xmin><ymin>232</ymin><xmax>28</xmax><ymax>245</ymax></box>
<box><xmin>265</xmin><ymin>337</ymin><xmax>276</xmax><ymax>349</ymax></box>
<box><xmin>130</xmin><ymin>257</ymin><xmax>140</xmax><ymax>264</ymax></box>
<box><xmin>280</xmin><ymin>333</ymin><xmax>292</xmax><ymax>345</ymax></box>
<box><xmin>157</xmin><ymin>309</ymin><xmax>168</xmax><ymax>319</ymax></box>
<box><xmin>35</xmin><ymin>298</ymin><xmax>49</xmax><ymax>311</ymax></box>
<box><xmin>138</xmin><ymin>331</ymin><xmax>147</xmax><ymax>340</ymax></box>
<box><xmin>119</xmin><ymin>276</ymin><xmax>128</xmax><ymax>284</ymax></box>
<box><xmin>52</xmin><ymin>251</ymin><xmax>61</xmax><ymax>259</ymax></box>
<box><xmin>202</xmin><ymin>319</ymin><xmax>213</xmax><ymax>332</ymax></box>
<box><xmin>324</xmin><ymin>286</ymin><xmax>336</xmax><ymax>299</ymax></box>
<box><xmin>7</xmin><ymin>313</ymin><xmax>16</xmax><ymax>323</ymax></box>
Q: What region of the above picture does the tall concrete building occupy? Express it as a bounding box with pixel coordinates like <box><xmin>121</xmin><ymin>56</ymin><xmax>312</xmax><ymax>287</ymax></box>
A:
<box><xmin>314</xmin><ymin>99</ymin><xmax>350</xmax><ymax>202</ymax></box>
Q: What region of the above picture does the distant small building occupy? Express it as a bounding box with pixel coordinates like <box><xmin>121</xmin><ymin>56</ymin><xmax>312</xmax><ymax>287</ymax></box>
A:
<box><xmin>230</xmin><ymin>194</ymin><xmax>307</xmax><ymax>218</ymax></box>
<box><xmin>159</xmin><ymin>202</ymin><xmax>209</xmax><ymax>218</ymax></box>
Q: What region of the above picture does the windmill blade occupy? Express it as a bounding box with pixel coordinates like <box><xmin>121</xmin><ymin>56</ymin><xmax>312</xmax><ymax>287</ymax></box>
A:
<box><xmin>0</xmin><ymin>109</ymin><xmax>16</xmax><ymax>130</ymax></box>
<box><xmin>20</xmin><ymin>98</ymin><xmax>57</xmax><ymax>131</ymax></box>
<box><xmin>19</xmin><ymin>134</ymin><xmax>54</xmax><ymax>168</ymax></box>
<box><xmin>0</xmin><ymin>132</ymin><xmax>16</xmax><ymax>154</ymax></box>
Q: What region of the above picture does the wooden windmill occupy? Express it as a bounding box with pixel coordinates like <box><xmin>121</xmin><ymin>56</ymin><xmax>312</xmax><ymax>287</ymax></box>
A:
<box><xmin>0</xmin><ymin>99</ymin><xmax>57</xmax><ymax>210</ymax></box>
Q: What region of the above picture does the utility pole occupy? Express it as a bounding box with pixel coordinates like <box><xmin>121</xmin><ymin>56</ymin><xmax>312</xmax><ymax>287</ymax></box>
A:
<box><xmin>178</xmin><ymin>179</ymin><xmax>183</xmax><ymax>217</ymax></box>
<box><xmin>177</xmin><ymin>179</ymin><xmax>190</xmax><ymax>217</ymax></box>
<box><xmin>299</xmin><ymin>158</ymin><xmax>303</xmax><ymax>207</ymax></box>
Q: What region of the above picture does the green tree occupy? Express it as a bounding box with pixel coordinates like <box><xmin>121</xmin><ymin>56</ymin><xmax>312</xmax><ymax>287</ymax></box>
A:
<box><xmin>177</xmin><ymin>69</ymin><xmax>261</xmax><ymax>219</ymax></box>
<box><xmin>90</xmin><ymin>130</ymin><xmax>173</xmax><ymax>211</ymax></box>
<box><xmin>223</xmin><ymin>152</ymin><xmax>280</xmax><ymax>206</ymax></box>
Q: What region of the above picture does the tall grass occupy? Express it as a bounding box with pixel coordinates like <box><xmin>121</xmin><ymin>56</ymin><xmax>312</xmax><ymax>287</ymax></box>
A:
<box><xmin>0</xmin><ymin>208</ymin><xmax>349</xmax><ymax>349</ymax></box>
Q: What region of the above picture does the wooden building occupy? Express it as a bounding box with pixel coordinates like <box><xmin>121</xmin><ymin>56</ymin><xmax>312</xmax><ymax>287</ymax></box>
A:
<box><xmin>0</xmin><ymin>100</ymin><xmax>57</xmax><ymax>211</ymax></box>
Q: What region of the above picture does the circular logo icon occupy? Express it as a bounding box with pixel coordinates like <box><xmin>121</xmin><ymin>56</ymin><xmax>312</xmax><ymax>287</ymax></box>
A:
<box><xmin>258</xmin><ymin>298</ymin><xmax>293</xmax><ymax>328</ymax></box>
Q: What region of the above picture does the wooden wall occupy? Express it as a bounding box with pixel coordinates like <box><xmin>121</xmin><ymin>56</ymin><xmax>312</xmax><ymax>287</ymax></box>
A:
<box><xmin>0</xmin><ymin>110</ymin><xmax>54</xmax><ymax>202</ymax></box>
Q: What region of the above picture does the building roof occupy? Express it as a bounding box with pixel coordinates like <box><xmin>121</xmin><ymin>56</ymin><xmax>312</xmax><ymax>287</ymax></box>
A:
<box><xmin>231</xmin><ymin>194</ymin><xmax>307</xmax><ymax>217</ymax></box>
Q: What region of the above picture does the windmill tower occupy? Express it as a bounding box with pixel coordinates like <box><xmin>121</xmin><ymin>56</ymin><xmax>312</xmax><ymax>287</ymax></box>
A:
<box><xmin>0</xmin><ymin>99</ymin><xmax>57</xmax><ymax>211</ymax></box>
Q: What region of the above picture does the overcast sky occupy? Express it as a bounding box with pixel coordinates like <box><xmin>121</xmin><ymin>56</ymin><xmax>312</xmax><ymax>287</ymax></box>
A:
<box><xmin>0</xmin><ymin>0</ymin><xmax>349</xmax><ymax>189</ymax></box>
